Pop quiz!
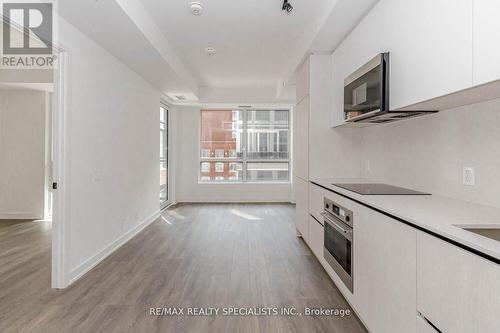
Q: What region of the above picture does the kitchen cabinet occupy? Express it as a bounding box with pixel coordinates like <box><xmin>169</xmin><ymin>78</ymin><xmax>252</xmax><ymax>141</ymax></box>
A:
<box><xmin>308</xmin><ymin>183</ymin><xmax>325</xmax><ymax>222</ymax></box>
<box><xmin>473</xmin><ymin>0</ymin><xmax>500</xmax><ymax>86</ymax></box>
<box><xmin>308</xmin><ymin>215</ymin><xmax>324</xmax><ymax>262</ymax></box>
<box><xmin>295</xmin><ymin>177</ymin><xmax>309</xmax><ymax>241</ymax></box>
<box><xmin>294</xmin><ymin>55</ymin><xmax>332</xmax><ymax>238</ymax></box>
<box><xmin>416</xmin><ymin>231</ymin><xmax>500</xmax><ymax>333</ymax></box>
<box><xmin>332</xmin><ymin>0</ymin><xmax>482</xmax><ymax>126</ymax></box>
<box><xmin>388</xmin><ymin>0</ymin><xmax>473</xmax><ymax>110</ymax></box>
<box><xmin>355</xmin><ymin>205</ymin><xmax>417</xmax><ymax>333</ymax></box>
<box><xmin>296</xmin><ymin>57</ymin><xmax>310</xmax><ymax>104</ymax></box>
<box><xmin>294</xmin><ymin>97</ymin><xmax>309</xmax><ymax>181</ymax></box>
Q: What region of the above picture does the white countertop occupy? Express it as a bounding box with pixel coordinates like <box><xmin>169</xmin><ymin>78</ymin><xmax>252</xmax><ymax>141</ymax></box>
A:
<box><xmin>310</xmin><ymin>178</ymin><xmax>500</xmax><ymax>262</ymax></box>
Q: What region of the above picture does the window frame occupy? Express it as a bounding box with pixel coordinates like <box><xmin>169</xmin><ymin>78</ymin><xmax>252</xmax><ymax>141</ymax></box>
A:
<box><xmin>198</xmin><ymin>109</ymin><xmax>291</xmax><ymax>184</ymax></box>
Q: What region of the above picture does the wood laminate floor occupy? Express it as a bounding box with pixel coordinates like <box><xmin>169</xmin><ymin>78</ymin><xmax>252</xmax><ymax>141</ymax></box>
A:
<box><xmin>0</xmin><ymin>219</ymin><xmax>35</xmax><ymax>230</ymax></box>
<box><xmin>0</xmin><ymin>204</ymin><xmax>367</xmax><ymax>333</ymax></box>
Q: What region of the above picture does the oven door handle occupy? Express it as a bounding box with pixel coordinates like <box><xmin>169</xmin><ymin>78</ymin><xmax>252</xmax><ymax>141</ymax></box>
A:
<box><xmin>321</xmin><ymin>212</ymin><xmax>352</xmax><ymax>236</ymax></box>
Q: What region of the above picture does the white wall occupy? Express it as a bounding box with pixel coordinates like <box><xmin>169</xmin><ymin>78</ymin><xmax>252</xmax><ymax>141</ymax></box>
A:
<box><xmin>58</xmin><ymin>18</ymin><xmax>161</xmax><ymax>281</ymax></box>
<box><xmin>360</xmin><ymin>98</ymin><xmax>500</xmax><ymax>208</ymax></box>
<box><xmin>174</xmin><ymin>106</ymin><xmax>292</xmax><ymax>202</ymax></box>
<box><xmin>0</xmin><ymin>90</ymin><xmax>48</xmax><ymax>219</ymax></box>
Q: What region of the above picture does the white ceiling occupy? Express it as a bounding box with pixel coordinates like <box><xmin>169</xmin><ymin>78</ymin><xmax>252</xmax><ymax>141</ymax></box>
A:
<box><xmin>141</xmin><ymin>0</ymin><xmax>328</xmax><ymax>89</ymax></box>
<box><xmin>58</xmin><ymin>0</ymin><xmax>378</xmax><ymax>106</ymax></box>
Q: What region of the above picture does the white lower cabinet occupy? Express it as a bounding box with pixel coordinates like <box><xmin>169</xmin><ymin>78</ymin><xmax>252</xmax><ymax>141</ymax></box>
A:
<box><xmin>354</xmin><ymin>205</ymin><xmax>417</xmax><ymax>333</ymax></box>
<box><xmin>308</xmin><ymin>183</ymin><xmax>326</xmax><ymax>222</ymax></box>
<box><xmin>416</xmin><ymin>231</ymin><xmax>500</xmax><ymax>333</ymax></box>
<box><xmin>305</xmin><ymin>186</ymin><xmax>500</xmax><ymax>333</ymax></box>
<box><xmin>308</xmin><ymin>215</ymin><xmax>324</xmax><ymax>262</ymax></box>
<box><xmin>295</xmin><ymin>177</ymin><xmax>309</xmax><ymax>241</ymax></box>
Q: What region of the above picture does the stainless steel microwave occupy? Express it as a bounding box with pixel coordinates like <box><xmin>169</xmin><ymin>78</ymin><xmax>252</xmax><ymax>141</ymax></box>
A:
<box><xmin>344</xmin><ymin>53</ymin><xmax>437</xmax><ymax>124</ymax></box>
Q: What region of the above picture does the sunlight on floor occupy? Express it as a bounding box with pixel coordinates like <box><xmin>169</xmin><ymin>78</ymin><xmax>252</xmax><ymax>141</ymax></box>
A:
<box><xmin>230</xmin><ymin>209</ymin><xmax>262</xmax><ymax>221</ymax></box>
<box><xmin>161</xmin><ymin>216</ymin><xmax>173</xmax><ymax>225</ymax></box>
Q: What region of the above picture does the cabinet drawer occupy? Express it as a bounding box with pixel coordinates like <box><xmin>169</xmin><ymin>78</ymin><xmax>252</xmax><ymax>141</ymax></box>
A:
<box><xmin>417</xmin><ymin>231</ymin><xmax>500</xmax><ymax>333</ymax></box>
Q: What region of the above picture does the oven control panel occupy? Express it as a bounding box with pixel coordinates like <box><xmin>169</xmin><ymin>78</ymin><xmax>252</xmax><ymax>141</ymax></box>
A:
<box><xmin>324</xmin><ymin>198</ymin><xmax>353</xmax><ymax>227</ymax></box>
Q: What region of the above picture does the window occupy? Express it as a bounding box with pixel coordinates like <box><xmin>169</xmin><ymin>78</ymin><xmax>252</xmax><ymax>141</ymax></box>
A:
<box><xmin>201</xmin><ymin>162</ymin><xmax>210</xmax><ymax>173</ymax></box>
<box><xmin>200</xmin><ymin>109</ymin><xmax>290</xmax><ymax>182</ymax></box>
<box><xmin>201</xmin><ymin>149</ymin><xmax>210</xmax><ymax>158</ymax></box>
<box><xmin>215</xmin><ymin>149</ymin><xmax>225</xmax><ymax>158</ymax></box>
<box><xmin>215</xmin><ymin>162</ymin><xmax>224</xmax><ymax>173</ymax></box>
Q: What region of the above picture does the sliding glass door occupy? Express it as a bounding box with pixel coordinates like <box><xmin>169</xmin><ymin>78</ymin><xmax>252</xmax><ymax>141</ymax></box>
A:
<box><xmin>159</xmin><ymin>104</ymin><xmax>169</xmax><ymax>207</ymax></box>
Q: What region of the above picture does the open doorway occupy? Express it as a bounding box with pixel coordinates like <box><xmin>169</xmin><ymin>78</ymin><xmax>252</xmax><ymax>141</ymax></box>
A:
<box><xmin>0</xmin><ymin>86</ymin><xmax>53</xmax><ymax>224</ymax></box>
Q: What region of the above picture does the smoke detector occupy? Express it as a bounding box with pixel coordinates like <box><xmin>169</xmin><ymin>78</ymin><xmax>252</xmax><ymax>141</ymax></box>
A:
<box><xmin>189</xmin><ymin>2</ymin><xmax>204</xmax><ymax>16</ymax></box>
<box><xmin>205</xmin><ymin>47</ymin><xmax>216</xmax><ymax>56</ymax></box>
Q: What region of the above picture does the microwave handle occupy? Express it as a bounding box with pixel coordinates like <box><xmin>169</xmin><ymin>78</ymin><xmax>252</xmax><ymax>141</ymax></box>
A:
<box><xmin>321</xmin><ymin>212</ymin><xmax>351</xmax><ymax>234</ymax></box>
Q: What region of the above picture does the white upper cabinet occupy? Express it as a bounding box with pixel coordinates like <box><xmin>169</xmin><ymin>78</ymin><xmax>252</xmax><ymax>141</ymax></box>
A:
<box><xmin>473</xmin><ymin>0</ymin><xmax>500</xmax><ymax>86</ymax></box>
<box><xmin>389</xmin><ymin>0</ymin><xmax>473</xmax><ymax>110</ymax></box>
<box><xmin>331</xmin><ymin>0</ymin><xmax>486</xmax><ymax>126</ymax></box>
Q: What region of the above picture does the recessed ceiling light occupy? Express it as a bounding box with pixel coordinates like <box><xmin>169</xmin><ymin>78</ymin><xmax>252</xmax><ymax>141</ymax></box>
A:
<box><xmin>189</xmin><ymin>2</ymin><xmax>204</xmax><ymax>16</ymax></box>
<box><xmin>205</xmin><ymin>47</ymin><xmax>216</xmax><ymax>56</ymax></box>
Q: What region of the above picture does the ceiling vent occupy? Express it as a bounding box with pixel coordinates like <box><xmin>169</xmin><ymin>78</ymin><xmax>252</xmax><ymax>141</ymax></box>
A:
<box><xmin>175</xmin><ymin>95</ymin><xmax>187</xmax><ymax>101</ymax></box>
<box><xmin>189</xmin><ymin>2</ymin><xmax>204</xmax><ymax>16</ymax></box>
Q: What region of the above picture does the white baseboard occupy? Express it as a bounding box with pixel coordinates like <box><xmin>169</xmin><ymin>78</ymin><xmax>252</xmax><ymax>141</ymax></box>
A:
<box><xmin>0</xmin><ymin>212</ymin><xmax>43</xmax><ymax>219</ymax></box>
<box><xmin>69</xmin><ymin>210</ymin><xmax>160</xmax><ymax>285</ymax></box>
<box><xmin>176</xmin><ymin>198</ymin><xmax>292</xmax><ymax>203</ymax></box>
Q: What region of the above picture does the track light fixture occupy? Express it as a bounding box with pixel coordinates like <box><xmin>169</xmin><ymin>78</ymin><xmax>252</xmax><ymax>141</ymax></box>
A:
<box><xmin>282</xmin><ymin>0</ymin><xmax>293</xmax><ymax>14</ymax></box>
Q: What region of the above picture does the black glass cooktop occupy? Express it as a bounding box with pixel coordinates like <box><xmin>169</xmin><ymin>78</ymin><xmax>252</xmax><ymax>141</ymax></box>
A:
<box><xmin>332</xmin><ymin>183</ymin><xmax>430</xmax><ymax>195</ymax></box>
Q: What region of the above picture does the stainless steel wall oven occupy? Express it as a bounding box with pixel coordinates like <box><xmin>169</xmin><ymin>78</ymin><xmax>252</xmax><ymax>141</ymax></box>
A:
<box><xmin>322</xmin><ymin>198</ymin><xmax>354</xmax><ymax>292</ymax></box>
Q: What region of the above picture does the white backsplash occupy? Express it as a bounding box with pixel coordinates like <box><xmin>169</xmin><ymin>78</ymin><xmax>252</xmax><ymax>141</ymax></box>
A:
<box><xmin>359</xmin><ymin>97</ymin><xmax>500</xmax><ymax>208</ymax></box>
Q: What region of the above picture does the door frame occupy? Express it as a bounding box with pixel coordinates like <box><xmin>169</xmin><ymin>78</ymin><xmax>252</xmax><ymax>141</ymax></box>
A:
<box><xmin>159</xmin><ymin>101</ymin><xmax>171</xmax><ymax>210</ymax></box>
<box><xmin>51</xmin><ymin>49</ymin><xmax>70</xmax><ymax>289</ymax></box>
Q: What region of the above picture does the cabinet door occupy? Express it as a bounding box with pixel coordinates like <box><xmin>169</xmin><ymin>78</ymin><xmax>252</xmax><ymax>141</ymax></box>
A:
<box><xmin>296</xmin><ymin>57</ymin><xmax>310</xmax><ymax>103</ymax></box>
<box><xmin>473</xmin><ymin>0</ymin><xmax>500</xmax><ymax>85</ymax></box>
<box><xmin>417</xmin><ymin>231</ymin><xmax>500</xmax><ymax>333</ymax></box>
<box><xmin>294</xmin><ymin>97</ymin><xmax>309</xmax><ymax>180</ymax></box>
<box><xmin>308</xmin><ymin>215</ymin><xmax>324</xmax><ymax>261</ymax></box>
<box><xmin>355</xmin><ymin>206</ymin><xmax>417</xmax><ymax>333</ymax></box>
<box><xmin>308</xmin><ymin>183</ymin><xmax>325</xmax><ymax>222</ymax></box>
<box><xmin>389</xmin><ymin>0</ymin><xmax>473</xmax><ymax>109</ymax></box>
<box><xmin>295</xmin><ymin>177</ymin><xmax>309</xmax><ymax>241</ymax></box>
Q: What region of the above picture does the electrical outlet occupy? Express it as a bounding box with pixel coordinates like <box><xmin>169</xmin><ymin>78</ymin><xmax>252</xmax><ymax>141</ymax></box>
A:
<box><xmin>463</xmin><ymin>167</ymin><xmax>475</xmax><ymax>186</ymax></box>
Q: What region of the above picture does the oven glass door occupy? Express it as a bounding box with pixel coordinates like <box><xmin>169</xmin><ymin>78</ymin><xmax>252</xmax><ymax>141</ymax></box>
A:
<box><xmin>324</xmin><ymin>221</ymin><xmax>352</xmax><ymax>276</ymax></box>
